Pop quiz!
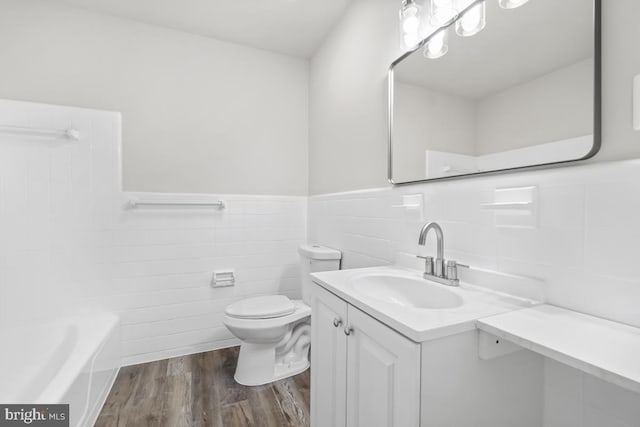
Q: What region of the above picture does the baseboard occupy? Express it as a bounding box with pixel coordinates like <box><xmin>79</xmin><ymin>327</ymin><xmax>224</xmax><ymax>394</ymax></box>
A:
<box><xmin>120</xmin><ymin>338</ymin><xmax>240</xmax><ymax>367</ymax></box>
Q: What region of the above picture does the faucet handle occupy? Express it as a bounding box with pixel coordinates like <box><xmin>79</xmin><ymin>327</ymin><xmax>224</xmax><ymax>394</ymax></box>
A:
<box><xmin>445</xmin><ymin>260</ymin><xmax>458</xmax><ymax>280</ymax></box>
<box><xmin>416</xmin><ymin>255</ymin><xmax>434</xmax><ymax>275</ymax></box>
<box><xmin>445</xmin><ymin>260</ymin><xmax>470</xmax><ymax>280</ymax></box>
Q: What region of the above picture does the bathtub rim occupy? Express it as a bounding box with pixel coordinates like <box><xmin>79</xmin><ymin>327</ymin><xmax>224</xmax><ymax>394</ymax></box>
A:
<box><xmin>36</xmin><ymin>311</ymin><xmax>120</xmax><ymax>405</ymax></box>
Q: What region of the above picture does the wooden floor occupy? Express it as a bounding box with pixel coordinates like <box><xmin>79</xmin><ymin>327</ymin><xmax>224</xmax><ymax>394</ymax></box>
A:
<box><xmin>95</xmin><ymin>346</ymin><xmax>310</xmax><ymax>427</ymax></box>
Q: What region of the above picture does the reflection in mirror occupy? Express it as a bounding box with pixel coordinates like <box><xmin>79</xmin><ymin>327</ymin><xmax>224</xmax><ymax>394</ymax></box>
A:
<box><xmin>390</xmin><ymin>0</ymin><xmax>599</xmax><ymax>183</ymax></box>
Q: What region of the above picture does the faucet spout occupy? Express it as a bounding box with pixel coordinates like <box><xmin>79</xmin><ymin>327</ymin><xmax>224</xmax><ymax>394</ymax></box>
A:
<box><xmin>418</xmin><ymin>222</ymin><xmax>444</xmax><ymax>260</ymax></box>
<box><xmin>416</xmin><ymin>221</ymin><xmax>460</xmax><ymax>286</ymax></box>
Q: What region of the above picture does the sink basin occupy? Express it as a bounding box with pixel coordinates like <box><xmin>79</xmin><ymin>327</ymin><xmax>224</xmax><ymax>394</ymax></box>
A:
<box><xmin>351</xmin><ymin>273</ymin><xmax>464</xmax><ymax>309</ymax></box>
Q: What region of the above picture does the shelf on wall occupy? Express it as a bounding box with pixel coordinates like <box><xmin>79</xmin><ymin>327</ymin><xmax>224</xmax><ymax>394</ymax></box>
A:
<box><xmin>477</xmin><ymin>304</ymin><xmax>640</xmax><ymax>394</ymax></box>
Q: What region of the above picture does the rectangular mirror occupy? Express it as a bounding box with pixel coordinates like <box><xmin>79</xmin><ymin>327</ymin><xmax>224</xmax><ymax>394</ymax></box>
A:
<box><xmin>389</xmin><ymin>0</ymin><xmax>601</xmax><ymax>183</ymax></box>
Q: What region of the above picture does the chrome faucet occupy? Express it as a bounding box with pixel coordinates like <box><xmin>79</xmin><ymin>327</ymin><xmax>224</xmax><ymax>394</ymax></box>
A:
<box><xmin>418</xmin><ymin>222</ymin><xmax>445</xmax><ymax>277</ymax></box>
<box><xmin>417</xmin><ymin>222</ymin><xmax>461</xmax><ymax>287</ymax></box>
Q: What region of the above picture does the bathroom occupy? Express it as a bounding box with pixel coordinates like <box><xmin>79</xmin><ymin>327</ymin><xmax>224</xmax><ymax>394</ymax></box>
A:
<box><xmin>0</xmin><ymin>0</ymin><xmax>638</xmax><ymax>425</ymax></box>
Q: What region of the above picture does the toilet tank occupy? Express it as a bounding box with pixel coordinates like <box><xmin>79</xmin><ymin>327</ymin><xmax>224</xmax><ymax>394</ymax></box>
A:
<box><xmin>298</xmin><ymin>244</ymin><xmax>342</xmax><ymax>304</ymax></box>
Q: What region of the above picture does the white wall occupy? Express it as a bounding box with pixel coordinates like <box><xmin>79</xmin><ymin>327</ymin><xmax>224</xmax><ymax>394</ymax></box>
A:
<box><xmin>0</xmin><ymin>0</ymin><xmax>309</xmax><ymax>196</ymax></box>
<box><xmin>0</xmin><ymin>99</ymin><xmax>307</xmax><ymax>366</ymax></box>
<box><xmin>309</xmin><ymin>0</ymin><xmax>640</xmax><ymax>195</ymax></box>
<box><xmin>309</xmin><ymin>0</ymin><xmax>400</xmax><ymax>195</ymax></box>
<box><xmin>307</xmin><ymin>158</ymin><xmax>640</xmax><ymax>426</ymax></box>
<box><xmin>476</xmin><ymin>59</ymin><xmax>593</xmax><ymax>155</ymax></box>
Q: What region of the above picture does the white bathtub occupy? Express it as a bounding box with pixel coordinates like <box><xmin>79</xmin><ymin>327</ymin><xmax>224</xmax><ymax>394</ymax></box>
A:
<box><xmin>0</xmin><ymin>313</ymin><xmax>120</xmax><ymax>427</ymax></box>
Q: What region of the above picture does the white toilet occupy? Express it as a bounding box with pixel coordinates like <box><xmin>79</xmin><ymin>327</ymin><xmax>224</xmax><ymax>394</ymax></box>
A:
<box><xmin>223</xmin><ymin>244</ymin><xmax>342</xmax><ymax>386</ymax></box>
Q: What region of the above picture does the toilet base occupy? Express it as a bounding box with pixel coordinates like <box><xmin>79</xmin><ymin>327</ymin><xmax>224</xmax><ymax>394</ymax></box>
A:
<box><xmin>234</xmin><ymin>340</ymin><xmax>310</xmax><ymax>386</ymax></box>
<box><xmin>273</xmin><ymin>358</ymin><xmax>310</xmax><ymax>381</ymax></box>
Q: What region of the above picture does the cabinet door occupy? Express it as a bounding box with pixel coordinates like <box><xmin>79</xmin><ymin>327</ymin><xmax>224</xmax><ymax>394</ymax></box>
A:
<box><xmin>310</xmin><ymin>283</ymin><xmax>349</xmax><ymax>427</ymax></box>
<box><xmin>345</xmin><ymin>306</ymin><xmax>421</xmax><ymax>427</ymax></box>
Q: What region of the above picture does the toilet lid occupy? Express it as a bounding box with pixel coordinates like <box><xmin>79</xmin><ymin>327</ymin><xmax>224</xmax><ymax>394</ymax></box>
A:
<box><xmin>225</xmin><ymin>295</ymin><xmax>296</xmax><ymax>319</ymax></box>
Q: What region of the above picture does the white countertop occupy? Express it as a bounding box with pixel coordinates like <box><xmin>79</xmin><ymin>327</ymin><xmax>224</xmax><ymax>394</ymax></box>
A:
<box><xmin>313</xmin><ymin>265</ymin><xmax>640</xmax><ymax>393</ymax></box>
<box><xmin>478</xmin><ymin>304</ymin><xmax>640</xmax><ymax>394</ymax></box>
<box><xmin>311</xmin><ymin>266</ymin><xmax>536</xmax><ymax>342</ymax></box>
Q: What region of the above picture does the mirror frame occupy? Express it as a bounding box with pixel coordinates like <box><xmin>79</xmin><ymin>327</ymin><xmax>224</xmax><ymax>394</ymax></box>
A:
<box><xmin>387</xmin><ymin>0</ymin><xmax>602</xmax><ymax>185</ymax></box>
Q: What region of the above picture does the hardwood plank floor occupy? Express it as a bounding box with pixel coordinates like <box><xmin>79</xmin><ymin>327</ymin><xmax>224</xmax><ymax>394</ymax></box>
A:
<box><xmin>95</xmin><ymin>346</ymin><xmax>310</xmax><ymax>427</ymax></box>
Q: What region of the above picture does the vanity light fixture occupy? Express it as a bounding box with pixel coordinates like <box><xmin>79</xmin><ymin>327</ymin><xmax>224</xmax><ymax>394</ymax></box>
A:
<box><xmin>455</xmin><ymin>1</ymin><xmax>486</xmax><ymax>37</ymax></box>
<box><xmin>498</xmin><ymin>0</ymin><xmax>529</xmax><ymax>9</ymax></box>
<box><xmin>400</xmin><ymin>0</ymin><xmax>422</xmax><ymax>48</ymax></box>
<box><xmin>401</xmin><ymin>0</ymin><xmax>529</xmax><ymax>59</ymax></box>
<box><xmin>423</xmin><ymin>29</ymin><xmax>449</xmax><ymax>59</ymax></box>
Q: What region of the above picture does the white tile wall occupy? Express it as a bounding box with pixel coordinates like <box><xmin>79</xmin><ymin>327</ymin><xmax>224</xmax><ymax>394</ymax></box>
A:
<box><xmin>0</xmin><ymin>99</ymin><xmax>307</xmax><ymax>366</ymax></box>
<box><xmin>308</xmin><ymin>160</ymin><xmax>640</xmax><ymax>426</ymax></box>
<box><xmin>0</xmin><ymin>99</ymin><xmax>121</xmax><ymax>327</ymax></box>
<box><xmin>110</xmin><ymin>193</ymin><xmax>306</xmax><ymax>365</ymax></box>
<box><xmin>308</xmin><ymin>162</ymin><xmax>640</xmax><ymax>328</ymax></box>
<box><xmin>544</xmin><ymin>359</ymin><xmax>640</xmax><ymax>427</ymax></box>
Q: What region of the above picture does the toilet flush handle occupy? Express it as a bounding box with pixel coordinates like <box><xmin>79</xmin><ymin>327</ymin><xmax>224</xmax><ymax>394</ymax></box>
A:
<box><xmin>333</xmin><ymin>317</ymin><xmax>343</xmax><ymax>327</ymax></box>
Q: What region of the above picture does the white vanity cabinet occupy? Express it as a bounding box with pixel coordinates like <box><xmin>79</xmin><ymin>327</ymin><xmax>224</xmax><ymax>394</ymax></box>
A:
<box><xmin>310</xmin><ymin>281</ymin><xmax>348</xmax><ymax>427</ymax></box>
<box><xmin>310</xmin><ymin>283</ymin><xmax>421</xmax><ymax>427</ymax></box>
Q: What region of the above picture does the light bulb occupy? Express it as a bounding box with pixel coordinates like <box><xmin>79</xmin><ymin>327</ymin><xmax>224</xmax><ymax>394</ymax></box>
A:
<box><xmin>402</xmin><ymin>9</ymin><xmax>420</xmax><ymax>33</ymax></box>
<box><xmin>424</xmin><ymin>29</ymin><xmax>449</xmax><ymax>59</ymax></box>
<box><xmin>498</xmin><ymin>0</ymin><xmax>529</xmax><ymax>9</ymax></box>
<box><xmin>403</xmin><ymin>32</ymin><xmax>419</xmax><ymax>48</ymax></box>
<box><xmin>399</xmin><ymin>0</ymin><xmax>422</xmax><ymax>49</ymax></box>
<box><xmin>455</xmin><ymin>2</ymin><xmax>486</xmax><ymax>37</ymax></box>
<box><xmin>429</xmin><ymin>0</ymin><xmax>457</xmax><ymax>26</ymax></box>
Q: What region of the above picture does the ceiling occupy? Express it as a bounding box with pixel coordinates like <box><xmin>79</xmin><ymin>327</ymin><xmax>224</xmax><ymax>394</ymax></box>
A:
<box><xmin>395</xmin><ymin>0</ymin><xmax>594</xmax><ymax>99</ymax></box>
<box><xmin>52</xmin><ymin>0</ymin><xmax>351</xmax><ymax>58</ymax></box>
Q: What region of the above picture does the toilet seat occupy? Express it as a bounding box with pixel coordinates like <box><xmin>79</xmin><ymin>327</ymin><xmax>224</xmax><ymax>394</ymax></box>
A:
<box><xmin>224</xmin><ymin>300</ymin><xmax>311</xmax><ymax>331</ymax></box>
<box><xmin>225</xmin><ymin>295</ymin><xmax>296</xmax><ymax>319</ymax></box>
